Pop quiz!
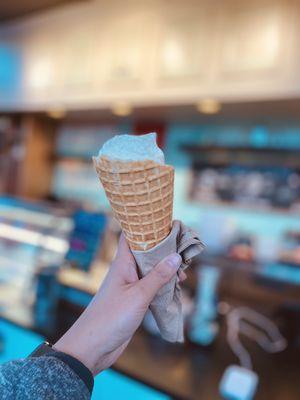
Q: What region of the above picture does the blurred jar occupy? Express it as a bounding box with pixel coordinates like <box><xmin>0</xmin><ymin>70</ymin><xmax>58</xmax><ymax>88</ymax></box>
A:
<box><xmin>254</xmin><ymin>236</ymin><xmax>281</xmax><ymax>263</ymax></box>
<box><xmin>199</xmin><ymin>214</ymin><xmax>237</xmax><ymax>254</ymax></box>
<box><xmin>188</xmin><ymin>265</ymin><xmax>220</xmax><ymax>346</ymax></box>
<box><xmin>33</xmin><ymin>266</ymin><xmax>60</xmax><ymax>334</ymax></box>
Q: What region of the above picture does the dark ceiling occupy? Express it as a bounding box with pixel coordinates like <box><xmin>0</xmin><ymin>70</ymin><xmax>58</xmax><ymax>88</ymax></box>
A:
<box><xmin>0</xmin><ymin>0</ymin><xmax>88</xmax><ymax>22</ymax></box>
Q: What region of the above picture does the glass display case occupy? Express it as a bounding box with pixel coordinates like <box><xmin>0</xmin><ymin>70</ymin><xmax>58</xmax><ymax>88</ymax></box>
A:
<box><xmin>0</xmin><ymin>197</ymin><xmax>72</xmax><ymax>326</ymax></box>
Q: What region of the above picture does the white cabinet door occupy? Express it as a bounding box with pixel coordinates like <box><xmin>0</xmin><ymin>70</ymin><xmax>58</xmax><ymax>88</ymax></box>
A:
<box><xmin>102</xmin><ymin>11</ymin><xmax>151</xmax><ymax>88</ymax></box>
<box><xmin>212</xmin><ymin>0</ymin><xmax>297</xmax><ymax>98</ymax></box>
<box><xmin>155</xmin><ymin>4</ymin><xmax>216</xmax><ymax>85</ymax></box>
<box><xmin>62</xmin><ymin>27</ymin><xmax>95</xmax><ymax>89</ymax></box>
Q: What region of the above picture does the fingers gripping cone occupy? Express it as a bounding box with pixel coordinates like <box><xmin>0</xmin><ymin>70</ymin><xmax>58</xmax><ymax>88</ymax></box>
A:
<box><xmin>93</xmin><ymin>156</ymin><xmax>174</xmax><ymax>251</ymax></box>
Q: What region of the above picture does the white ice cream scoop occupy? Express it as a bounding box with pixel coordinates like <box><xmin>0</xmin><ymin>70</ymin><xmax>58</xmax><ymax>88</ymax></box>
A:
<box><xmin>97</xmin><ymin>132</ymin><xmax>165</xmax><ymax>164</ymax></box>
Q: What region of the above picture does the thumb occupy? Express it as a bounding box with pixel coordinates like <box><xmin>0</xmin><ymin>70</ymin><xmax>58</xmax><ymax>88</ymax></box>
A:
<box><xmin>136</xmin><ymin>253</ymin><xmax>182</xmax><ymax>303</ymax></box>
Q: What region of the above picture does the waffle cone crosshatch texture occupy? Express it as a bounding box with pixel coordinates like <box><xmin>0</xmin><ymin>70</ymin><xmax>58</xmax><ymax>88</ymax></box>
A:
<box><xmin>93</xmin><ymin>156</ymin><xmax>174</xmax><ymax>251</ymax></box>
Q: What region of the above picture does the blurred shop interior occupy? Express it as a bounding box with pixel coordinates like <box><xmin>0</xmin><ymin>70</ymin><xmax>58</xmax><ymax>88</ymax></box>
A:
<box><xmin>0</xmin><ymin>0</ymin><xmax>300</xmax><ymax>399</ymax></box>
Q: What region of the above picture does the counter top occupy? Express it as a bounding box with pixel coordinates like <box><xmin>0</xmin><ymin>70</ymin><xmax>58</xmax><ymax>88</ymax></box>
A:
<box><xmin>114</xmin><ymin>326</ymin><xmax>300</xmax><ymax>400</ymax></box>
<box><xmin>1</xmin><ymin>293</ymin><xmax>299</xmax><ymax>400</ymax></box>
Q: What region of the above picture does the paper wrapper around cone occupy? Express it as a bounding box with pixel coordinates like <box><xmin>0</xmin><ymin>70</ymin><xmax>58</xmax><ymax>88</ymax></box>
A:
<box><xmin>93</xmin><ymin>156</ymin><xmax>174</xmax><ymax>251</ymax></box>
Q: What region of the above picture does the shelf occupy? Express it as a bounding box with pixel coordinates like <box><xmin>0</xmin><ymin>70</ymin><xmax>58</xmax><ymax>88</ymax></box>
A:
<box><xmin>182</xmin><ymin>145</ymin><xmax>300</xmax><ymax>169</ymax></box>
<box><xmin>199</xmin><ymin>254</ymin><xmax>300</xmax><ymax>293</ymax></box>
<box><xmin>182</xmin><ymin>144</ymin><xmax>300</xmax><ymax>154</ymax></box>
<box><xmin>189</xmin><ymin>199</ymin><xmax>300</xmax><ymax>217</ymax></box>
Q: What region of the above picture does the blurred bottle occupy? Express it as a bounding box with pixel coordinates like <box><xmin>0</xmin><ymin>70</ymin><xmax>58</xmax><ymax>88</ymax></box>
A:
<box><xmin>33</xmin><ymin>266</ymin><xmax>60</xmax><ymax>334</ymax></box>
<box><xmin>188</xmin><ymin>265</ymin><xmax>220</xmax><ymax>346</ymax></box>
<box><xmin>200</xmin><ymin>214</ymin><xmax>237</xmax><ymax>255</ymax></box>
<box><xmin>250</xmin><ymin>126</ymin><xmax>269</xmax><ymax>148</ymax></box>
<box><xmin>254</xmin><ymin>236</ymin><xmax>281</xmax><ymax>263</ymax></box>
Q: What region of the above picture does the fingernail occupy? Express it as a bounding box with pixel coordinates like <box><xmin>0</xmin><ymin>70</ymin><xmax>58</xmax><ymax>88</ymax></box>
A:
<box><xmin>166</xmin><ymin>253</ymin><xmax>182</xmax><ymax>269</ymax></box>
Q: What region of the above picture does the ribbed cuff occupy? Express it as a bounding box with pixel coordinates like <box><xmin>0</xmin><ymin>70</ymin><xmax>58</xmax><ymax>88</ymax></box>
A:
<box><xmin>29</xmin><ymin>343</ymin><xmax>94</xmax><ymax>395</ymax></box>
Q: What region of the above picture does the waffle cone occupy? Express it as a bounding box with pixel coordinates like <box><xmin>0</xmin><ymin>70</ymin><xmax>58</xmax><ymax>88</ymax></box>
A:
<box><xmin>93</xmin><ymin>155</ymin><xmax>174</xmax><ymax>251</ymax></box>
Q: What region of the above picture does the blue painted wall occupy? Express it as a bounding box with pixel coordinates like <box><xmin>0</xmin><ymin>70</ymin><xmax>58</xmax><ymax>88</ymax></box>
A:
<box><xmin>0</xmin><ymin>44</ymin><xmax>21</xmax><ymax>95</ymax></box>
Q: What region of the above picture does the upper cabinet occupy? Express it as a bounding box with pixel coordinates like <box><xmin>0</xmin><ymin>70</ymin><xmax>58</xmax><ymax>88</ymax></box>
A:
<box><xmin>153</xmin><ymin>0</ymin><xmax>297</xmax><ymax>100</ymax></box>
<box><xmin>0</xmin><ymin>0</ymin><xmax>300</xmax><ymax>109</ymax></box>
<box><xmin>218</xmin><ymin>0</ymin><xmax>285</xmax><ymax>75</ymax></box>
<box><xmin>211</xmin><ymin>0</ymin><xmax>298</xmax><ymax>99</ymax></box>
<box><xmin>102</xmin><ymin>11</ymin><xmax>150</xmax><ymax>86</ymax></box>
<box><xmin>156</xmin><ymin>4</ymin><xmax>215</xmax><ymax>83</ymax></box>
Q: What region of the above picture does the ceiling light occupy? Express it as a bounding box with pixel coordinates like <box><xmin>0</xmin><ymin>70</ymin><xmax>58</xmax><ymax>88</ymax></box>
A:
<box><xmin>111</xmin><ymin>101</ymin><xmax>132</xmax><ymax>117</ymax></box>
<box><xmin>47</xmin><ymin>108</ymin><xmax>66</xmax><ymax>119</ymax></box>
<box><xmin>196</xmin><ymin>99</ymin><xmax>221</xmax><ymax>114</ymax></box>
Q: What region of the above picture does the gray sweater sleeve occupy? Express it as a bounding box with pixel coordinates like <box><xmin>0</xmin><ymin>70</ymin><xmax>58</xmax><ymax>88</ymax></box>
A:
<box><xmin>0</xmin><ymin>356</ymin><xmax>91</xmax><ymax>400</ymax></box>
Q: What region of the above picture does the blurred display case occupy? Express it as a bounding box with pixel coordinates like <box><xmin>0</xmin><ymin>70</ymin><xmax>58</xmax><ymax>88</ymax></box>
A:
<box><xmin>180</xmin><ymin>124</ymin><xmax>300</xmax><ymax>214</ymax></box>
<box><xmin>185</xmin><ymin>145</ymin><xmax>300</xmax><ymax>212</ymax></box>
<box><xmin>0</xmin><ymin>197</ymin><xmax>72</xmax><ymax>326</ymax></box>
<box><xmin>0</xmin><ymin>196</ymin><xmax>115</xmax><ymax>330</ymax></box>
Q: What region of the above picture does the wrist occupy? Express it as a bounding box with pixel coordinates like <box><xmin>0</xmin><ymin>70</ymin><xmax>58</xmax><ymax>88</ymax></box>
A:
<box><xmin>29</xmin><ymin>342</ymin><xmax>94</xmax><ymax>393</ymax></box>
<box><xmin>53</xmin><ymin>337</ymin><xmax>99</xmax><ymax>376</ymax></box>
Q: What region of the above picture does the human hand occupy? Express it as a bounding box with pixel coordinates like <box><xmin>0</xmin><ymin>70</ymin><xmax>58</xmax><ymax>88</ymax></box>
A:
<box><xmin>54</xmin><ymin>234</ymin><xmax>183</xmax><ymax>375</ymax></box>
